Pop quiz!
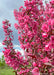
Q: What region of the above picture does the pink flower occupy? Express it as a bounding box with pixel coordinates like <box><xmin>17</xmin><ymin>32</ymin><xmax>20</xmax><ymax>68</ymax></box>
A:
<box><xmin>3</xmin><ymin>25</ymin><xmax>8</xmax><ymax>29</ymax></box>
<box><xmin>50</xmin><ymin>0</ymin><xmax>54</xmax><ymax>4</ymax></box>
<box><xmin>2</xmin><ymin>21</ymin><xmax>6</xmax><ymax>24</ymax></box>
<box><xmin>25</xmin><ymin>38</ymin><xmax>28</xmax><ymax>42</ymax></box>
<box><xmin>50</xmin><ymin>36</ymin><xmax>54</xmax><ymax>43</ymax></box>
<box><xmin>32</xmin><ymin>67</ymin><xmax>40</xmax><ymax>75</ymax></box>
<box><xmin>42</xmin><ymin>24</ymin><xmax>49</xmax><ymax>32</ymax></box>
<box><xmin>2</xmin><ymin>42</ymin><xmax>5</xmax><ymax>45</ymax></box>
<box><xmin>42</xmin><ymin>57</ymin><xmax>50</xmax><ymax>63</ymax></box>
<box><xmin>51</xmin><ymin>19</ymin><xmax>54</xmax><ymax>29</ymax></box>
<box><xmin>14</xmin><ymin>23</ymin><xmax>18</xmax><ymax>29</ymax></box>
<box><xmin>33</xmin><ymin>62</ymin><xmax>37</xmax><ymax>67</ymax></box>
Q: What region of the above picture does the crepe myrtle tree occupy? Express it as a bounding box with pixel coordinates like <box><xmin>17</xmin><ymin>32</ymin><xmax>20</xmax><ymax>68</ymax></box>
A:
<box><xmin>2</xmin><ymin>0</ymin><xmax>54</xmax><ymax>75</ymax></box>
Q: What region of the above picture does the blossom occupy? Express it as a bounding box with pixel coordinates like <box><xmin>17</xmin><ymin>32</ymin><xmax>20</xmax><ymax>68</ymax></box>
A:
<box><xmin>33</xmin><ymin>62</ymin><xmax>37</xmax><ymax>67</ymax></box>
<box><xmin>2</xmin><ymin>21</ymin><xmax>6</xmax><ymax>24</ymax></box>
<box><xmin>50</xmin><ymin>0</ymin><xmax>54</xmax><ymax>5</ymax></box>
<box><xmin>50</xmin><ymin>36</ymin><xmax>54</xmax><ymax>43</ymax></box>
<box><xmin>31</xmin><ymin>67</ymin><xmax>40</xmax><ymax>75</ymax></box>
<box><xmin>42</xmin><ymin>24</ymin><xmax>49</xmax><ymax>32</ymax></box>
<box><xmin>42</xmin><ymin>57</ymin><xmax>50</xmax><ymax>63</ymax></box>
<box><xmin>14</xmin><ymin>23</ymin><xmax>18</xmax><ymax>29</ymax></box>
<box><xmin>25</xmin><ymin>38</ymin><xmax>28</xmax><ymax>42</ymax></box>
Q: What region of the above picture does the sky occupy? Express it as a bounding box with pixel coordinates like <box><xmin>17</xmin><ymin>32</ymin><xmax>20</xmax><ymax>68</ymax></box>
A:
<box><xmin>0</xmin><ymin>0</ymin><xmax>25</xmax><ymax>58</ymax></box>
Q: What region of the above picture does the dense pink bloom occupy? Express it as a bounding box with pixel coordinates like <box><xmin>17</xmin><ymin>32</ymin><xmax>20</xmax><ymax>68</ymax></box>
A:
<box><xmin>2</xmin><ymin>20</ymin><xmax>28</xmax><ymax>71</ymax></box>
<box><xmin>42</xmin><ymin>57</ymin><xmax>50</xmax><ymax>63</ymax></box>
<box><xmin>2</xmin><ymin>0</ymin><xmax>54</xmax><ymax>74</ymax></box>
<box><xmin>3</xmin><ymin>49</ymin><xmax>11</xmax><ymax>57</ymax></box>
<box><xmin>13</xmin><ymin>0</ymin><xmax>54</xmax><ymax>74</ymax></box>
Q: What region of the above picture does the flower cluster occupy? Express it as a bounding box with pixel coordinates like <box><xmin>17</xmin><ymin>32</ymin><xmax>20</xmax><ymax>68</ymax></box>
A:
<box><xmin>14</xmin><ymin>0</ymin><xmax>54</xmax><ymax>75</ymax></box>
<box><xmin>2</xmin><ymin>20</ymin><xmax>29</xmax><ymax>74</ymax></box>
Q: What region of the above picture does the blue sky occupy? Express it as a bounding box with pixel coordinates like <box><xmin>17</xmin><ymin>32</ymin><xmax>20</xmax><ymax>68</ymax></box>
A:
<box><xmin>0</xmin><ymin>0</ymin><xmax>25</xmax><ymax>58</ymax></box>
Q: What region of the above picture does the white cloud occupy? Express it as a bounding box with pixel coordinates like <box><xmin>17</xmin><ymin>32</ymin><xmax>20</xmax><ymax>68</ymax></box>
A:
<box><xmin>15</xmin><ymin>49</ymin><xmax>24</xmax><ymax>56</ymax></box>
<box><xmin>0</xmin><ymin>42</ymin><xmax>3</xmax><ymax>47</ymax></box>
<box><xmin>14</xmin><ymin>44</ymin><xmax>24</xmax><ymax>55</ymax></box>
<box><xmin>0</xmin><ymin>42</ymin><xmax>3</xmax><ymax>46</ymax></box>
<box><xmin>14</xmin><ymin>45</ymin><xmax>20</xmax><ymax>48</ymax></box>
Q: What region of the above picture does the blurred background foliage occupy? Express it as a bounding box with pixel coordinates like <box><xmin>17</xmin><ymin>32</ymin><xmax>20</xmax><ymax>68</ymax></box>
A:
<box><xmin>0</xmin><ymin>55</ymin><xmax>15</xmax><ymax>75</ymax></box>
